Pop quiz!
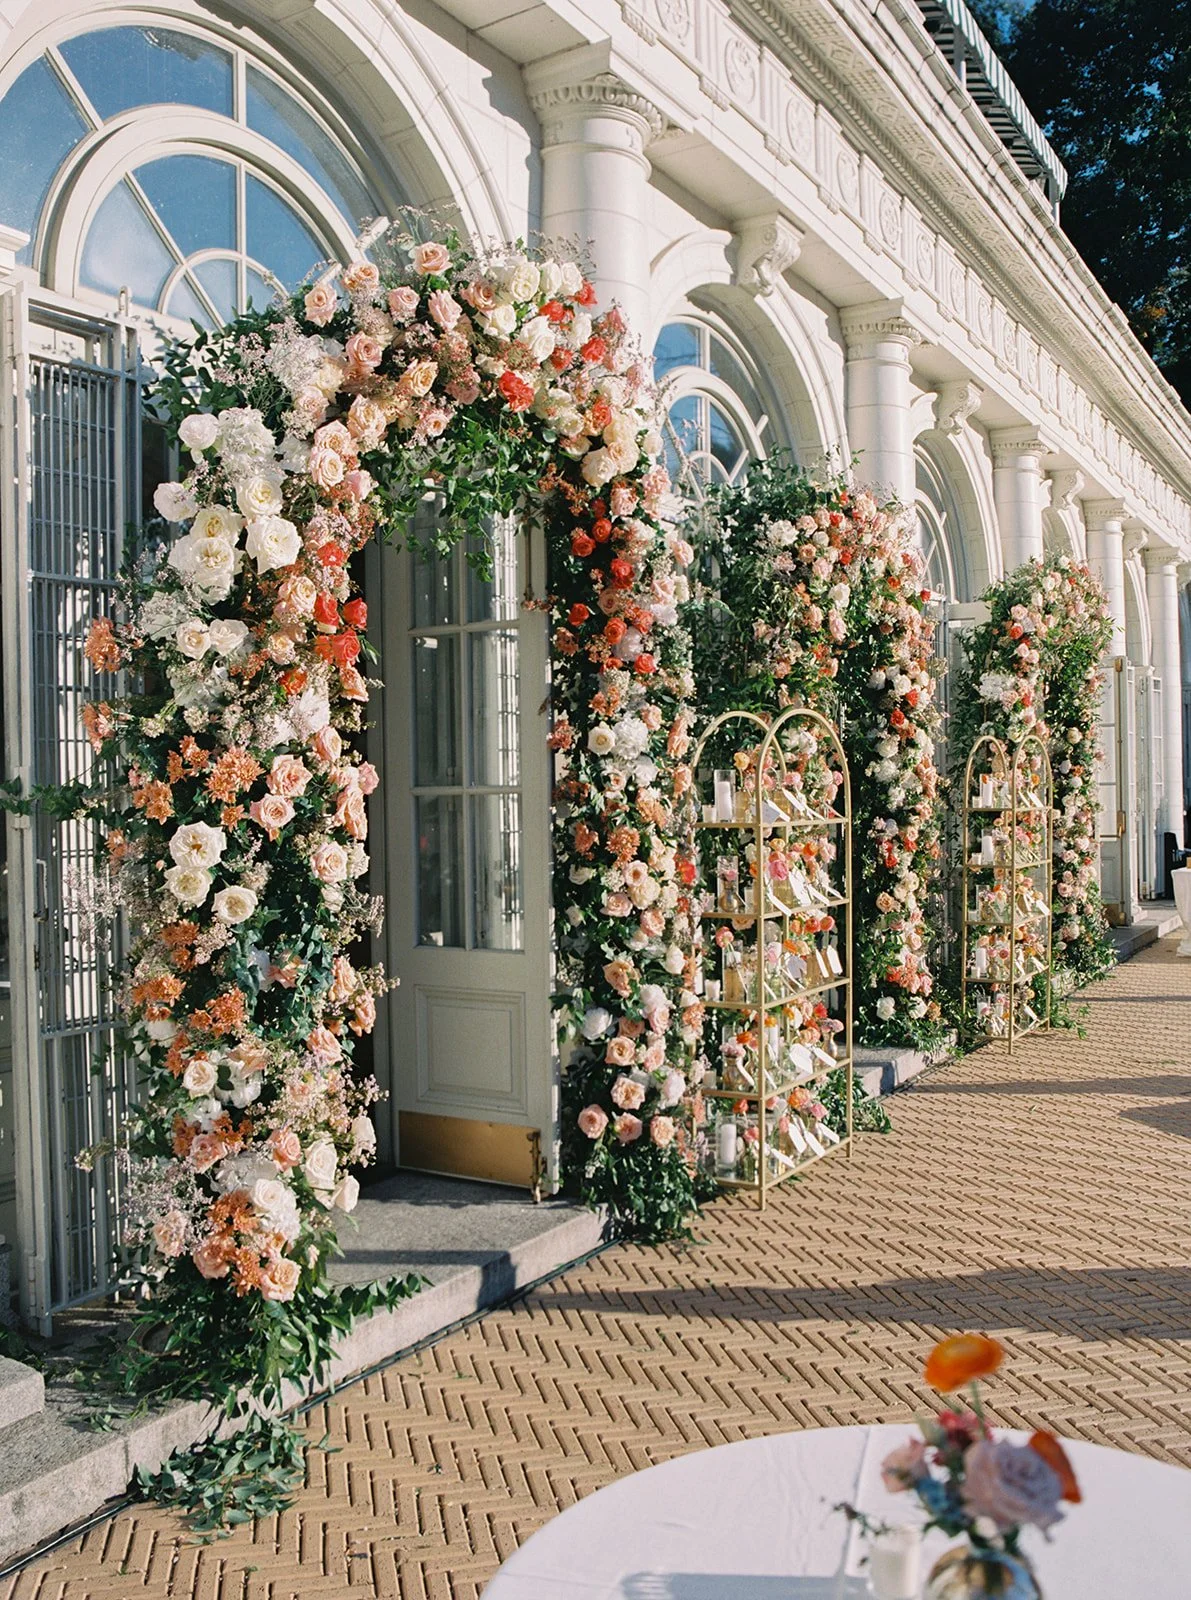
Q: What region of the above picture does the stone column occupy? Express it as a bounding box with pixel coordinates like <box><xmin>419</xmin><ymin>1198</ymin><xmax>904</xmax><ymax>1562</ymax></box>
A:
<box><xmin>1083</xmin><ymin>498</ymin><xmax>1130</xmax><ymax>920</ymax></box>
<box><xmin>528</xmin><ymin>69</ymin><xmax>662</xmax><ymax>341</ymax></box>
<box><xmin>1084</xmin><ymin>499</ymin><xmax>1128</xmax><ymax>657</ymax></box>
<box><xmin>1145</xmin><ymin>545</ymin><xmax>1188</xmax><ymax>847</ymax></box>
<box><xmin>990</xmin><ymin>429</ymin><xmax>1049</xmax><ymax>573</ymax></box>
<box><xmin>840</xmin><ymin>300</ymin><xmax>921</xmax><ymax>508</ymax></box>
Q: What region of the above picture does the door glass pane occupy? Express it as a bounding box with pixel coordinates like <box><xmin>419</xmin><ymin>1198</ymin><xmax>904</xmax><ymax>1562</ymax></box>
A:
<box><xmin>194</xmin><ymin>257</ymin><xmax>239</xmax><ymax>322</ymax></box>
<box><xmin>245</xmin><ymin>174</ymin><xmax>323</xmax><ymax>288</ymax></box>
<box><xmin>167</xmin><ymin>274</ymin><xmax>215</xmax><ymax>330</ymax></box>
<box><xmin>413</xmin><ymin>635</ymin><xmax>460</xmax><ymax>786</ymax></box>
<box><xmin>653</xmin><ymin>321</ymin><xmax>699</xmax><ymax>379</ymax></box>
<box><xmin>245</xmin><ymin>266</ymin><xmax>275</xmax><ymax>310</ymax></box>
<box><xmin>472</xmin><ymin>793</ymin><xmax>523</xmax><ymax>951</ymax></box>
<box><xmin>416</xmin><ymin>796</ymin><xmax>464</xmax><ymax>947</ymax></box>
<box><xmin>59</xmin><ymin>26</ymin><xmax>234</xmax><ymax>120</ymax></box>
<box><xmin>467</xmin><ymin>518</ymin><xmax>519</xmax><ymax>622</ymax></box>
<box><xmin>412</xmin><ymin>548</ymin><xmax>457</xmax><ymax>628</ymax></box>
<box><xmin>246</xmin><ymin>65</ymin><xmax>373</xmax><ymax>226</ymax></box>
<box><xmin>135</xmin><ymin>154</ymin><xmax>236</xmax><ymax>257</ymax></box>
<box><xmin>470</xmin><ymin>630</ymin><xmax>520</xmax><ymax>788</ymax></box>
<box><xmin>81</xmin><ymin>179</ymin><xmax>176</xmax><ymax>304</ymax></box>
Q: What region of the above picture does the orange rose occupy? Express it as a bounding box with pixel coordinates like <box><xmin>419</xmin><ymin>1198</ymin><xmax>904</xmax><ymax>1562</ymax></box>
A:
<box><xmin>923</xmin><ymin>1333</ymin><xmax>1004</xmax><ymax>1392</ymax></box>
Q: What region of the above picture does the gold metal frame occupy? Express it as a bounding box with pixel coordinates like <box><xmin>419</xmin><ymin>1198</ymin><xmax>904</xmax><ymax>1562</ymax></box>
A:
<box><xmin>960</xmin><ymin>731</ymin><xmax>1054</xmax><ymax>1053</ymax></box>
<box><xmin>689</xmin><ymin>705</ymin><xmax>853</xmax><ymax>1207</ymax></box>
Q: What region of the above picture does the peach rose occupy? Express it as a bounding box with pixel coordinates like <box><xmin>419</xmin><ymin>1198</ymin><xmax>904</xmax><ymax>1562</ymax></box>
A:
<box><xmin>411</xmin><ymin>241</ymin><xmax>451</xmax><ymax>275</ymax></box>
<box><xmin>260</xmin><ymin>1255</ymin><xmax>301</xmax><ymax>1301</ymax></box>
<box><xmin>578</xmin><ymin>1104</ymin><xmax>608</xmax><ymax>1139</ymax></box>
<box><xmin>328</xmin><ymin>955</ymin><xmax>357</xmax><ymax>1004</ymax></box>
<box><xmin>309</xmin><ymin>444</ymin><xmax>346</xmax><ymax>489</ymax></box>
<box><xmin>603</xmin><ymin>959</ymin><xmax>635</xmax><ymax>998</ymax></box>
<box><xmin>269</xmin><ymin>1128</ymin><xmax>302</xmax><ymax>1171</ymax></box>
<box><xmin>303</xmin><ymin>282</ymin><xmax>338</xmax><ymax>326</ymax></box>
<box><xmin>250</xmin><ymin>793</ymin><xmax>295</xmax><ymax>840</ymax></box>
<box><xmin>610</xmin><ymin>1074</ymin><xmax>645</xmax><ymax>1110</ymax></box>
<box><xmin>268</xmin><ymin>754</ymin><xmax>311</xmax><ymax>798</ymax></box>
<box><xmin>340</xmin><ymin>260</ymin><xmax>380</xmax><ymax>296</ymax></box>
<box><xmin>612</xmin><ymin>1113</ymin><xmax>643</xmax><ymax>1144</ymax></box>
<box><xmin>188</xmin><ymin>1133</ymin><xmax>225</xmax><ymax>1172</ymax></box>
<box><xmin>463</xmin><ymin>278</ymin><xmax>497</xmax><ymax>312</ymax></box>
<box><xmin>345</xmin><ymin>331</ymin><xmax>384</xmax><ymax>371</ymax></box>
<box><xmin>192</xmin><ymin>1237</ymin><xmax>230</xmax><ymax>1279</ymax></box>
<box><xmin>350</xmin><ymin>991</ymin><xmax>377</xmax><ymax>1036</ymax></box>
<box><xmin>310</xmin><ymin>840</ymin><xmax>350</xmax><ymax>883</ymax></box>
<box><xmin>152</xmin><ymin>1210</ymin><xmax>187</xmax><ymax>1258</ymax></box>
<box><xmin>357</xmin><ymin>761</ymin><xmax>380</xmax><ymax>794</ymax></box>
<box><xmin>335</xmin><ymin>780</ymin><xmax>368</xmax><ymax>840</ymax></box>
<box><xmin>309</xmin><ymin>726</ymin><xmax>343</xmax><ymax>767</ymax></box>
<box><xmin>427</xmin><ymin>289</ymin><xmax>462</xmax><ymax>330</ymax></box>
<box><xmin>388</xmin><ymin>286</ymin><xmax>420</xmax><ymax>321</ymax></box>
<box><xmin>307</xmin><ymin>1024</ymin><xmax>343</xmax><ymax>1065</ymax></box>
<box><xmin>403</xmin><ymin>359</ymin><xmax>438</xmax><ymax>398</ymax></box>
<box><xmin>605</xmin><ymin>1037</ymin><xmax>636</xmax><ymax>1067</ymax></box>
<box><xmin>649</xmin><ymin>1115</ymin><xmax>676</xmax><ymax>1147</ymax></box>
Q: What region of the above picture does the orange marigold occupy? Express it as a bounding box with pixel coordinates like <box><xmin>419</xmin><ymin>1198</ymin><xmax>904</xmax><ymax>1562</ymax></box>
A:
<box><xmin>606</xmin><ymin>825</ymin><xmax>640</xmax><ymax>863</ymax></box>
<box><xmin>207</xmin><ymin>988</ymin><xmax>248</xmax><ymax>1035</ymax></box>
<box><xmin>166</xmin><ymin>751</ymin><xmax>185</xmax><ymax>783</ymax></box>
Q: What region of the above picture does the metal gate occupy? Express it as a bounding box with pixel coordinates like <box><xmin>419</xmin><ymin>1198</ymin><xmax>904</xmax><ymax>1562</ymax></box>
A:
<box><xmin>1</xmin><ymin>298</ymin><xmax>141</xmax><ymax>1327</ymax></box>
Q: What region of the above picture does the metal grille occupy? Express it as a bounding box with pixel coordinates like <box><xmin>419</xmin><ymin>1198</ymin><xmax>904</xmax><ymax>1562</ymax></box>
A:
<box><xmin>28</xmin><ymin>335</ymin><xmax>138</xmax><ymax>1311</ymax></box>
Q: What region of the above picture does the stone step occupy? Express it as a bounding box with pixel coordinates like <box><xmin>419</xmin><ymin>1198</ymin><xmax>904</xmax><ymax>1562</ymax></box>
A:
<box><xmin>0</xmin><ymin>1176</ymin><xmax>606</xmax><ymax>1568</ymax></box>
<box><xmin>0</xmin><ymin>1356</ymin><xmax>44</xmax><ymax>1432</ymax></box>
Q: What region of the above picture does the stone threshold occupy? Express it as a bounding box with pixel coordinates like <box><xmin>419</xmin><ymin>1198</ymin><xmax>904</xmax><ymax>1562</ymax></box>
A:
<box><xmin>0</xmin><ymin>1173</ymin><xmax>607</xmax><ymax>1569</ymax></box>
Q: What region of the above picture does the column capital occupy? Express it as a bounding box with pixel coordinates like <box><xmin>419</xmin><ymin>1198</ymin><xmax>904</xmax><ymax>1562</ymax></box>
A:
<box><xmin>1046</xmin><ymin>468</ymin><xmax>1084</xmax><ymax>511</ymax></box>
<box><xmin>1143</xmin><ymin>541</ymin><xmax>1183</xmax><ymax>574</ymax></box>
<box><xmin>933</xmin><ymin>379</ymin><xmax>983</xmax><ymax>436</ymax></box>
<box><xmin>989</xmin><ymin>426</ymin><xmax>1051</xmax><ymax>463</ymax></box>
<box><xmin>528</xmin><ymin>71</ymin><xmax>665</xmax><ymax>145</ymax></box>
<box><xmin>1083</xmin><ymin>496</ymin><xmax>1128</xmax><ymax>532</ymax></box>
<box><xmin>732</xmin><ymin>214</ymin><xmax>803</xmax><ymax>298</ymax></box>
<box><xmin>840</xmin><ymin>298</ymin><xmax>924</xmax><ymax>356</ymax></box>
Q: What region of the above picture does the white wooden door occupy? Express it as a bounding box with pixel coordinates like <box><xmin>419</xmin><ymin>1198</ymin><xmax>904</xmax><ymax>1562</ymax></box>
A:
<box><xmin>372</xmin><ymin>515</ymin><xmax>553</xmax><ymax>1190</ymax></box>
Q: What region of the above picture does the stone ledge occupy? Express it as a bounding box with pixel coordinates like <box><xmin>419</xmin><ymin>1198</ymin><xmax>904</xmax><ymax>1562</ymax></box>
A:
<box><xmin>0</xmin><ymin>1355</ymin><xmax>44</xmax><ymax>1431</ymax></box>
<box><xmin>854</xmin><ymin>1041</ymin><xmax>952</xmax><ymax>1100</ymax></box>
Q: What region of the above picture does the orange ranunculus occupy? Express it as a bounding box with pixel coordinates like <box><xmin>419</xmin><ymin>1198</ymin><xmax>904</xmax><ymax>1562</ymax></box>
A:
<box><xmin>1028</xmin><ymin>1429</ymin><xmax>1081</xmax><ymax>1503</ymax></box>
<box><xmin>923</xmin><ymin>1333</ymin><xmax>1005</xmax><ymax>1392</ymax></box>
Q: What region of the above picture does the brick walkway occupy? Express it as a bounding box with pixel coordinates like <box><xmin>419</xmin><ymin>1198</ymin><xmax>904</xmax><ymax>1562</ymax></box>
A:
<box><xmin>8</xmin><ymin>936</ymin><xmax>1191</xmax><ymax>1599</ymax></box>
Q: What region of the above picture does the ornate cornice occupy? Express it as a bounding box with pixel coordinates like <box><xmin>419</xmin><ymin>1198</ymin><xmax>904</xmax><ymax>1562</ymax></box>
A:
<box><xmin>840</xmin><ymin>298</ymin><xmax>923</xmax><ymax>353</ymax></box>
<box><xmin>732</xmin><ymin>213</ymin><xmax>803</xmax><ymax>297</ymax></box>
<box><xmin>529</xmin><ymin>72</ymin><xmax>666</xmax><ymax>143</ymax></box>
<box><xmin>1046</xmin><ymin>469</ymin><xmax>1084</xmax><ymax>511</ymax></box>
<box><xmin>934</xmin><ymin>380</ymin><xmax>983</xmax><ymax>436</ymax></box>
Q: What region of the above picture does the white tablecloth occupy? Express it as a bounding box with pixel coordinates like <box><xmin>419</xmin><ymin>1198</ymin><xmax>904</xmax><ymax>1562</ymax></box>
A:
<box><xmin>484</xmin><ymin>1424</ymin><xmax>1191</xmax><ymax>1598</ymax></box>
<box><xmin>1172</xmin><ymin>866</ymin><xmax>1191</xmax><ymax>954</ymax></box>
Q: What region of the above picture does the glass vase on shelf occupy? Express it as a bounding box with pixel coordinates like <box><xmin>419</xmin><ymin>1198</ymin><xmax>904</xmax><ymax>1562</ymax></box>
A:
<box><xmin>924</xmin><ymin>1543</ymin><xmax>1041</xmax><ymax>1600</ymax></box>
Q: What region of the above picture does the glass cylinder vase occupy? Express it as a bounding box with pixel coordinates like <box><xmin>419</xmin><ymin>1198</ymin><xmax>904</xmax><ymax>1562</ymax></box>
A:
<box><xmin>924</xmin><ymin>1543</ymin><xmax>1041</xmax><ymax>1600</ymax></box>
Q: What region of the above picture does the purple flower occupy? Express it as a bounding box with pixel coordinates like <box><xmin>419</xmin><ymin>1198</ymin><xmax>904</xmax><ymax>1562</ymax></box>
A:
<box><xmin>961</xmin><ymin>1439</ymin><xmax>1064</xmax><ymax>1534</ymax></box>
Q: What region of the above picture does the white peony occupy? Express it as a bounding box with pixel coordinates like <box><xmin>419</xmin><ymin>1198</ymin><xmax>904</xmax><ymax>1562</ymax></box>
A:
<box><xmin>169</xmin><ymin>821</ymin><xmax>226</xmax><ymax>869</ymax></box>
<box><xmin>144</xmin><ymin>1018</ymin><xmax>178</xmax><ymax>1044</ymax></box>
<box><xmin>213</xmin><ymin>885</ymin><xmax>258</xmax><ymax>924</ymax></box>
<box><xmin>153</xmin><ymin>481</ymin><xmax>198</xmax><ymax>522</ymax></box>
<box><xmin>663</xmin><ymin>944</ymin><xmax>686</xmax><ymax>975</ymax></box>
<box><xmin>235</xmin><ymin>472</ymin><xmax>285</xmax><ymax>520</ymax></box>
<box><xmin>245</xmin><ymin>515</ymin><xmax>301</xmax><ymax>573</ymax></box>
<box><xmin>581</xmin><ymin>1007</ymin><xmax>613</xmax><ymax>1041</ymax></box>
<box><xmin>876</xmin><ymin>996</ymin><xmax>896</xmax><ymax>1020</ymax></box>
<box><xmin>178</xmin><ymin>413</ymin><xmax>220</xmax><ymax>453</ymax></box>
<box><xmin>164</xmin><ymin>865</ymin><xmax>212</xmax><ymax>907</ymax></box>
<box><xmin>174</xmin><ymin>619</ymin><xmax>211</xmax><ymax>660</ymax></box>
<box><xmin>580</xmin><ymin>447</ymin><xmax>617</xmax><ymax>488</ymax></box>
<box><xmin>182</xmin><ymin>1055</ymin><xmax>219</xmax><ymax>1096</ymax></box>
<box><xmin>303</xmin><ymin>1139</ymin><xmax>338</xmax><ymax>1191</ymax></box>
<box><xmin>208</xmin><ymin>618</ymin><xmax>250</xmax><ymax>657</ymax></box>
<box><xmin>215</xmin><ymin>407</ymin><xmax>275</xmax><ymax>461</ymax></box>
<box><xmin>289</xmin><ymin>688</ymin><xmax>331</xmax><ymax>738</ymax></box>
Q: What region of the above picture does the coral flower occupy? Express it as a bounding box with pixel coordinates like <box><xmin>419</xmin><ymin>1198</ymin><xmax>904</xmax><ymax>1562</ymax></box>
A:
<box><xmin>924</xmin><ymin>1333</ymin><xmax>1005</xmax><ymax>1392</ymax></box>
<box><xmin>1028</xmin><ymin>1429</ymin><xmax>1082</xmax><ymax>1503</ymax></box>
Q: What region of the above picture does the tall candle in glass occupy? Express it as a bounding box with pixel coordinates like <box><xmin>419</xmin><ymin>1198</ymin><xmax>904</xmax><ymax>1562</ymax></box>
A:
<box><xmin>713</xmin><ymin>769</ymin><xmax>735</xmax><ymax>823</ymax></box>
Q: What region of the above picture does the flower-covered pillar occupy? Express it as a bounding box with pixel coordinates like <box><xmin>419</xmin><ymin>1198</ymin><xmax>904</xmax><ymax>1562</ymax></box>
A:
<box><xmin>840</xmin><ymin>301</ymin><xmax>921</xmax><ymax>507</ymax></box>
<box><xmin>1144</xmin><ymin>545</ymin><xmax>1187</xmax><ymax>851</ymax></box>
<box><xmin>990</xmin><ymin>430</ymin><xmax>1049</xmax><ymax>573</ymax></box>
<box><xmin>528</xmin><ymin>63</ymin><xmax>662</xmax><ymax>340</ymax></box>
<box><xmin>1083</xmin><ymin>498</ymin><xmax>1130</xmax><ymax>919</ymax></box>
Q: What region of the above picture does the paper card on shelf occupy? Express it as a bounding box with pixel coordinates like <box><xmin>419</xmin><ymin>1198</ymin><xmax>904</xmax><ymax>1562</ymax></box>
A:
<box><xmin>786</xmin><ymin>953</ymin><xmax>807</xmax><ymax>983</ymax></box>
<box><xmin>788</xmin><ymin>1043</ymin><xmax>814</xmax><ymax>1076</ymax></box>
<box><xmin>787</xmin><ymin>1119</ymin><xmax>808</xmax><ymax>1153</ymax></box>
<box><xmin>810</xmin><ymin>1045</ymin><xmax>836</xmax><ymax>1070</ymax></box>
<box><xmin>819</xmin><ymin>1123</ymin><xmax>840</xmax><ymax>1145</ymax></box>
<box><xmin>760</xmin><ymin>800</ymin><xmax>784</xmax><ymax>825</ymax></box>
<box><xmin>824</xmin><ymin>945</ymin><xmax>843</xmax><ymax>977</ymax></box>
<box><xmin>803</xmin><ymin>1130</ymin><xmax>826</xmax><ymax>1157</ymax></box>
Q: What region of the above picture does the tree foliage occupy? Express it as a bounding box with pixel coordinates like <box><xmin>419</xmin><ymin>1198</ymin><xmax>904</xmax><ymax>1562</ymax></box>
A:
<box><xmin>966</xmin><ymin>0</ymin><xmax>1191</xmax><ymax>400</ymax></box>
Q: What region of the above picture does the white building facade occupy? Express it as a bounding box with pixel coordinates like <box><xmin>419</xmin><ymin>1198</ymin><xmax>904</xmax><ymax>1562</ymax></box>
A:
<box><xmin>1</xmin><ymin>0</ymin><xmax>1189</xmax><ymax>1325</ymax></box>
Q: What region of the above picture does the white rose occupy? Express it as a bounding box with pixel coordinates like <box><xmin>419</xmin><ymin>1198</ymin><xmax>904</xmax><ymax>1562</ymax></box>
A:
<box><xmin>174</xmin><ymin>619</ymin><xmax>211</xmax><ymax>660</ymax></box>
<box><xmin>330</xmin><ymin>1174</ymin><xmax>360</xmax><ymax>1213</ymax></box>
<box><xmin>144</xmin><ymin>1018</ymin><xmax>178</xmax><ymax>1044</ymax></box>
<box><xmin>213</xmin><ymin>885</ymin><xmax>258</xmax><ymax>924</ymax></box>
<box><xmin>245</xmin><ymin>515</ymin><xmax>301</xmax><ymax>574</ymax></box>
<box><xmin>164</xmin><ymin>865</ymin><xmax>212</xmax><ymax>907</ymax></box>
<box><xmin>580</xmin><ymin>447</ymin><xmax>617</xmax><ymax>488</ymax></box>
<box><xmin>289</xmin><ymin>689</ymin><xmax>331</xmax><ymax>739</ymax></box>
<box><xmin>169</xmin><ymin>821</ymin><xmax>226</xmax><ymax>869</ymax></box>
<box><xmin>235</xmin><ymin>472</ymin><xmax>285</xmax><ymax>520</ymax></box>
<box><xmin>480</xmin><ymin>304</ymin><xmax>517</xmax><ymax>338</ymax></box>
<box><xmin>229</xmin><ymin>1073</ymin><xmax>263</xmax><ymax>1110</ymax></box>
<box><xmin>506</xmin><ymin>259</ymin><xmax>541</xmax><ymax>302</ymax></box>
<box><xmin>183</xmin><ymin>1056</ymin><xmax>219</xmax><ymax>1096</ymax></box>
<box><xmin>153</xmin><ymin>481</ymin><xmax>198</xmax><ymax>522</ymax></box>
<box><xmin>581</xmin><ymin>1007</ymin><xmax>613</xmax><ymax>1041</ymax></box>
<box><xmin>351</xmin><ymin>1115</ymin><xmax>377</xmax><ymax>1158</ymax></box>
<box><xmin>658</xmin><ymin>1069</ymin><xmax>686</xmax><ymax>1108</ymax></box>
<box><xmin>559</xmin><ymin>261</ymin><xmax>584</xmax><ymax>297</ymax></box>
<box><xmin>519</xmin><ymin>315</ymin><xmax>556</xmax><ymax>363</ymax></box>
<box><xmin>588</xmin><ymin>724</ymin><xmax>616</xmax><ymax>757</ymax></box>
<box><xmin>663</xmin><ymin>944</ymin><xmax>685</xmax><ymax>975</ymax></box>
<box><xmin>208</xmin><ymin>618</ymin><xmax>250</xmax><ymax>657</ymax></box>
<box><xmin>539</xmin><ymin>260</ymin><xmax>563</xmax><ymax>298</ymax></box>
<box><xmin>169</xmin><ymin>532</ymin><xmax>239</xmax><ymax>600</ymax></box>
<box><xmin>570</xmin><ymin>312</ymin><xmax>593</xmax><ymax>347</ymax></box>
<box><xmin>191</xmin><ymin>506</ymin><xmax>243</xmax><ymax>542</ymax></box>
<box><xmin>303</xmin><ymin>1139</ymin><xmax>338</xmax><ymax>1191</ymax></box>
<box><xmin>876</xmin><ymin>996</ymin><xmax>896</xmax><ymax>1020</ymax></box>
<box><xmin>178</xmin><ymin>413</ymin><xmax>220</xmax><ymax>453</ymax></box>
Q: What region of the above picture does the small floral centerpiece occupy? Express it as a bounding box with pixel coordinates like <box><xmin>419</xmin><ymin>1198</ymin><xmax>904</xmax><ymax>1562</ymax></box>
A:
<box><xmin>882</xmin><ymin>1334</ymin><xmax>1081</xmax><ymax>1598</ymax></box>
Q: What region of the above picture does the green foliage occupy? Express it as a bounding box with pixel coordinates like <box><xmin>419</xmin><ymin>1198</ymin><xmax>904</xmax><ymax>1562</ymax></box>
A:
<box><xmin>818</xmin><ymin>1066</ymin><xmax>893</xmax><ymax>1136</ymax></box>
<box><xmin>135</xmin><ymin>1414</ymin><xmax>316</xmax><ymax>1536</ymax></box>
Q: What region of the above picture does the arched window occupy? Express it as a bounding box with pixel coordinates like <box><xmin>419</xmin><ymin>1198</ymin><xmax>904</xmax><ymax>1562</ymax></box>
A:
<box><xmin>0</xmin><ymin>20</ymin><xmax>393</xmax><ymax>327</ymax></box>
<box><xmin>915</xmin><ymin>449</ymin><xmax>970</xmax><ymax>603</ymax></box>
<box><xmin>653</xmin><ymin>313</ymin><xmax>774</xmax><ymax>499</ymax></box>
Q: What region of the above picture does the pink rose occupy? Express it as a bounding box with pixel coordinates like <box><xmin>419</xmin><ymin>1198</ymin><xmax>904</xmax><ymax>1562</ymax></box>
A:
<box><xmin>610</xmin><ymin>1074</ymin><xmax>645</xmax><ymax>1109</ymax></box>
<box><xmin>188</xmin><ymin>1133</ymin><xmax>224</xmax><ymax>1173</ymax></box>
<box><xmin>345</xmin><ymin>331</ymin><xmax>384</xmax><ymax>371</ymax></box>
<box><xmin>411</xmin><ymin>241</ymin><xmax>451</xmax><ymax>275</ymax></box>
<box><xmin>192</xmin><ymin>1237</ymin><xmax>230</xmax><ymax>1278</ymax></box>
<box><xmin>250</xmin><ymin>793</ymin><xmax>296</xmax><ymax>841</ymax></box>
<box><xmin>350</xmin><ymin>992</ymin><xmax>376</xmax><ymax>1036</ymax></box>
<box><xmin>388</xmin><ymin>286</ymin><xmax>420</xmax><ymax>321</ymax></box>
<box><xmin>417</xmin><ymin>404</ymin><xmax>452</xmax><ymax>440</ymax></box>
<box><xmin>961</xmin><ymin>1439</ymin><xmax>1064</xmax><ymax>1534</ymax></box>
<box><xmin>340</xmin><ymin>261</ymin><xmax>380</xmax><ymax>296</ymax></box>
<box><xmin>603</xmin><ymin>891</ymin><xmax>632</xmax><ymax>918</ymax></box>
<box><xmin>640</xmin><ymin>1040</ymin><xmax>665</xmax><ymax>1072</ymax></box>
<box><xmin>880</xmin><ymin>1438</ymin><xmax>929</xmax><ymax>1492</ymax></box>
<box><xmin>447</xmin><ymin>373</ymin><xmax>481</xmax><ymax>405</ymax></box>
<box><xmin>612</xmin><ymin>1113</ymin><xmax>643</xmax><ymax>1144</ymax></box>
<box><xmin>335</xmin><ymin>781</ymin><xmax>368</xmax><ymax>841</ymax></box>
<box><xmin>260</xmin><ymin>1255</ymin><xmax>301</xmax><ymax>1301</ymax></box>
<box><xmin>152</xmin><ymin>1210</ymin><xmax>187</xmax><ymax>1258</ymax></box>
<box><xmin>309</xmin><ymin>444</ymin><xmax>346</xmax><ymax>489</ymax></box>
<box><xmin>463</xmin><ymin>279</ymin><xmax>497</xmax><ymax>312</ymax></box>
<box><xmin>357</xmin><ymin>761</ymin><xmax>380</xmax><ymax>794</ymax></box>
<box><xmin>649</xmin><ymin>1115</ymin><xmax>675</xmax><ymax>1147</ymax></box>
<box><xmin>268</xmin><ymin>754</ymin><xmax>311</xmax><ymax>798</ymax></box>
<box><xmin>427</xmin><ymin>289</ymin><xmax>462</xmax><ymax>330</ymax></box>
<box><xmin>578</xmin><ymin>1104</ymin><xmax>608</xmax><ymax>1139</ymax></box>
<box><xmin>307</xmin><ymin>1024</ymin><xmax>343</xmax><ymax>1066</ymax></box>
<box><xmin>303</xmin><ymin>282</ymin><xmax>338</xmax><ymax>326</ymax></box>
<box><xmin>605</xmin><ymin>1037</ymin><xmax>636</xmax><ymax>1067</ymax></box>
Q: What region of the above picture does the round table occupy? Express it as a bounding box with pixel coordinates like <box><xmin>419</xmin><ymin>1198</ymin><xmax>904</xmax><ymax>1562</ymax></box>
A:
<box><xmin>483</xmin><ymin>1424</ymin><xmax>1191</xmax><ymax>1598</ymax></box>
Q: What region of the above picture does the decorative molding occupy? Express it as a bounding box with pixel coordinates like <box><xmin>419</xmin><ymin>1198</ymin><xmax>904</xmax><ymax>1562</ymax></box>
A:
<box><xmin>1082</xmin><ymin>497</ymin><xmax>1128</xmax><ymax>530</ymax></box>
<box><xmin>989</xmin><ymin>428</ymin><xmax>1050</xmax><ymax>462</ymax></box>
<box><xmin>1122</xmin><ymin>525</ymin><xmax>1148</xmax><ymax>561</ymax></box>
<box><xmin>0</xmin><ymin>224</ymin><xmax>28</xmax><ymax>278</ymax></box>
<box><xmin>933</xmin><ymin>380</ymin><xmax>983</xmax><ymax>436</ymax></box>
<box><xmin>1046</xmin><ymin>469</ymin><xmax>1084</xmax><ymax>511</ymax></box>
<box><xmin>840</xmin><ymin>297</ymin><xmax>923</xmax><ymax>354</ymax></box>
<box><xmin>529</xmin><ymin>73</ymin><xmax>666</xmax><ymax>143</ymax></box>
<box><xmin>732</xmin><ymin>214</ymin><xmax>804</xmax><ymax>296</ymax></box>
<box><xmin>1143</xmin><ymin>543</ymin><xmax>1182</xmax><ymax>573</ymax></box>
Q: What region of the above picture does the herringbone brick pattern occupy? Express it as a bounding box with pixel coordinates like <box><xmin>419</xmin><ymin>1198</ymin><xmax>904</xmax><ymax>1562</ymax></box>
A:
<box><xmin>9</xmin><ymin>937</ymin><xmax>1191</xmax><ymax>1599</ymax></box>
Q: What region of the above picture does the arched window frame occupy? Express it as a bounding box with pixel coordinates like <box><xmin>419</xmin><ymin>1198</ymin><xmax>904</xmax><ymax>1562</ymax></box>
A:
<box><xmin>915</xmin><ymin>446</ymin><xmax>970</xmax><ymax>604</ymax></box>
<box><xmin>0</xmin><ymin>9</ymin><xmax>398</xmax><ymax>336</ymax></box>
